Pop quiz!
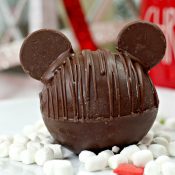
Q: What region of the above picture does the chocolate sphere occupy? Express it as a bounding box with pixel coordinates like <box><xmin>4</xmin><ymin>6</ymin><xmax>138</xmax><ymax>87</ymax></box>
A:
<box><xmin>20</xmin><ymin>21</ymin><xmax>166</xmax><ymax>154</ymax></box>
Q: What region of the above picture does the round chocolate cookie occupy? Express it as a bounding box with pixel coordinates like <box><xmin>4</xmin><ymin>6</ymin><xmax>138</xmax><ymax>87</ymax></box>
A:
<box><xmin>116</xmin><ymin>21</ymin><xmax>166</xmax><ymax>70</ymax></box>
<box><xmin>20</xmin><ymin>29</ymin><xmax>72</xmax><ymax>80</ymax></box>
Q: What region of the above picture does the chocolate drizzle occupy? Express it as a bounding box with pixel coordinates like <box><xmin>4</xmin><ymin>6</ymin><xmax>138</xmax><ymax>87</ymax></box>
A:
<box><xmin>54</xmin><ymin>73</ymin><xmax>59</xmax><ymax>119</ymax></box>
<box><xmin>135</xmin><ymin>63</ymin><xmax>145</xmax><ymax>111</ymax></box>
<box><xmin>118</xmin><ymin>51</ymin><xmax>132</xmax><ymax>114</ymax></box>
<box><xmin>125</xmin><ymin>54</ymin><xmax>134</xmax><ymax>113</ymax></box>
<box><xmin>41</xmin><ymin>49</ymin><xmax>157</xmax><ymax>121</ymax></box>
<box><xmin>76</xmin><ymin>53</ymin><xmax>85</xmax><ymax>120</ymax></box>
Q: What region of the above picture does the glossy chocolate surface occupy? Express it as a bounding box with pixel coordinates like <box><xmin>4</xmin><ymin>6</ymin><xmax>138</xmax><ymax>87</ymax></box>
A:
<box><xmin>20</xmin><ymin>29</ymin><xmax>72</xmax><ymax>80</ymax></box>
<box><xmin>20</xmin><ymin>21</ymin><xmax>166</xmax><ymax>153</ymax></box>
<box><xmin>40</xmin><ymin>49</ymin><xmax>158</xmax><ymax>120</ymax></box>
<box><xmin>116</xmin><ymin>21</ymin><xmax>166</xmax><ymax>70</ymax></box>
<box><xmin>43</xmin><ymin>108</ymin><xmax>157</xmax><ymax>154</ymax></box>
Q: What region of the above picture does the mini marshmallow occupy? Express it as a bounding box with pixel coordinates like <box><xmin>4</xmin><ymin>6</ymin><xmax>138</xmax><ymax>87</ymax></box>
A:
<box><xmin>37</xmin><ymin>133</ymin><xmax>54</xmax><ymax>144</ymax></box>
<box><xmin>27</xmin><ymin>141</ymin><xmax>42</xmax><ymax>152</ymax></box>
<box><xmin>138</xmin><ymin>144</ymin><xmax>147</xmax><ymax>150</ymax></box>
<box><xmin>45</xmin><ymin>144</ymin><xmax>63</xmax><ymax>159</ymax></box>
<box><xmin>120</xmin><ymin>145</ymin><xmax>140</xmax><ymax>162</ymax></box>
<box><xmin>108</xmin><ymin>154</ymin><xmax>128</xmax><ymax>169</ymax></box>
<box><xmin>139</xmin><ymin>131</ymin><xmax>154</xmax><ymax>145</ymax></box>
<box><xmin>98</xmin><ymin>150</ymin><xmax>114</xmax><ymax>160</ymax></box>
<box><xmin>98</xmin><ymin>150</ymin><xmax>114</xmax><ymax>167</ymax></box>
<box><xmin>35</xmin><ymin>147</ymin><xmax>54</xmax><ymax>166</ymax></box>
<box><xmin>155</xmin><ymin>155</ymin><xmax>171</xmax><ymax>166</ymax></box>
<box><xmin>43</xmin><ymin>160</ymin><xmax>73</xmax><ymax>175</ymax></box>
<box><xmin>155</xmin><ymin>131</ymin><xmax>171</xmax><ymax>142</ymax></box>
<box><xmin>37</xmin><ymin>133</ymin><xmax>47</xmax><ymax>140</ymax></box>
<box><xmin>13</xmin><ymin>134</ymin><xmax>29</xmax><ymax>145</ymax></box>
<box><xmin>79</xmin><ymin>150</ymin><xmax>96</xmax><ymax>163</ymax></box>
<box><xmin>0</xmin><ymin>135</ymin><xmax>13</xmax><ymax>144</ymax></box>
<box><xmin>168</xmin><ymin>141</ymin><xmax>175</xmax><ymax>157</ymax></box>
<box><xmin>85</xmin><ymin>155</ymin><xmax>107</xmax><ymax>172</ymax></box>
<box><xmin>9</xmin><ymin>144</ymin><xmax>26</xmax><ymax>161</ymax></box>
<box><xmin>162</xmin><ymin>162</ymin><xmax>175</xmax><ymax>175</ymax></box>
<box><xmin>27</xmin><ymin>133</ymin><xmax>41</xmax><ymax>142</ymax></box>
<box><xmin>144</xmin><ymin>161</ymin><xmax>161</xmax><ymax>175</ymax></box>
<box><xmin>40</xmin><ymin>137</ymin><xmax>54</xmax><ymax>145</ymax></box>
<box><xmin>165</xmin><ymin>118</ymin><xmax>175</xmax><ymax>130</ymax></box>
<box><xmin>153</xmin><ymin>137</ymin><xmax>169</xmax><ymax>147</ymax></box>
<box><xmin>20</xmin><ymin>149</ymin><xmax>35</xmax><ymax>164</ymax></box>
<box><xmin>112</xmin><ymin>146</ymin><xmax>120</xmax><ymax>153</ymax></box>
<box><xmin>38</xmin><ymin>127</ymin><xmax>50</xmax><ymax>137</ymax></box>
<box><xmin>131</xmin><ymin>150</ymin><xmax>153</xmax><ymax>167</ymax></box>
<box><xmin>34</xmin><ymin>120</ymin><xmax>45</xmax><ymax>130</ymax></box>
<box><xmin>0</xmin><ymin>141</ymin><xmax>11</xmax><ymax>157</ymax></box>
<box><xmin>149</xmin><ymin>144</ymin><xmax>168</xmax><ymax>158</ymax></box>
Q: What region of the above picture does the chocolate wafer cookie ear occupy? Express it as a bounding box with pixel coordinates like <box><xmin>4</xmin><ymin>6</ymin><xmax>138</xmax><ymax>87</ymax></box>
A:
<box><xmin>20</xmin><ymin>29</ymin><xmax>72</xmax><ymax>80</ymax></box>
<box><xmin>116</xmin><ymin>21</ymin><xmax>166</xmax><ymax>70</ymax></box>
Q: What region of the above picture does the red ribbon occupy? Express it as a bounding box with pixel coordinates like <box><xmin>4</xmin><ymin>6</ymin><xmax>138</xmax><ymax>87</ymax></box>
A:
<box><xmin>63</xmin><ymin>0</ymin><xmax>97</xmax><ymax>50</ymax></box>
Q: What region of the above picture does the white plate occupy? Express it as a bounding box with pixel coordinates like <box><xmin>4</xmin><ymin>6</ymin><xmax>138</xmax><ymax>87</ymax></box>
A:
<box><xmin>0</xmin><ymin>98</ymin><xmax>112</xmax><ymax>175</ymax></box>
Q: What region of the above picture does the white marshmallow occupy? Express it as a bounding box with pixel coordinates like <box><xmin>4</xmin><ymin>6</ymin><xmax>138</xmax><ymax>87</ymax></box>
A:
<box><xmin>162</xmin><ymin>162</ymin><xmax>175</xmax><ymax>175</ymax></box>
<box><xmin>149</xmin><ymin>144</ymin><xmax>168</xmax><ymax>158</ymax></box>
<box><xmin>108</xmin><ymin>154</ymin><xmax>128</xmax><ymax>169</ymax></box>
<box><xmin>35</xmin><ymin>147</ymin><xmax>54</xmax><ymax>166</ymax></box>
<box><xmin>144</xmin><ymin>161</ymin><xmax>161</xmax><ymax>175</ymax></box>
<box><xmin>98</xmin><ymin>150</ymin><xmax>114</xmax><ymax>167</ymax></box>
<box><xmin>27</xmin><ymin>141</ymin><xmax>42</xmax><ymax>152</ymax></box>
<box><xmin>155</xmin><ymin>131</ymin><xmax>171</xmax><ymax>142</ymax></box>
<box><xmin>43</xmin><ymin>160</ymin><xmax>73</xmax><ymax>175</ymax></box>
<box><xmin>139</xmin><ymin>131</ymin><xmax>154</xmax><ymax>145</ymax></box>
<box><xmin>98</xmin><ymin>150</ymin><xmax>114</xmax><ymax>160</ymax></box>
<box><xmin>131</xmin><ymin>150</ymin><xmax>153</xmax><ymax>167</ymax></box>
<box><xmin>37</xmin><ymin>133</ymin><xmax>54</xmax><ymax>144</ymax></box>
<box><xmin>138</xmin><ymin>144</ymin><xmax>147</xmax><ymax>150</ymax></box>
<box><xmin>13</xmin><ymin>134</ymin><xmax>29</xmax><ymax>145</ymax></box>
<box><xmin>155</xmin><ymin>155</ymin><xmax>171</xmax><ymax>166</ymax></box>
<box><xmin>27</xmin><ymin>133</ymin><xmax>41</xmax><ymax>142</ymax></box>
<box><xmin>9</xmin><ymin>144</ymin><xmax>25</xmax><ymax>161</ymax></box>
<box><xmin>112</xmin><ymin>146</ymin><xmax>120</xmax><ymax>153</ymax></box>
<box><xmin>153</xmin><ymin>137</ymin><xmax>169</xmax><ymax>147</ymax></box>
<box><xmin>34</xmin><ymin>120</ymin><xmax>45</xmax><ymax>130</ymax></box>
<box><xmin>20</xmin><ymin>149</ymin><xmax>35</xmax><ymax>164</ymax></box>
<box><xmin>120</xmin><ymin>145</ymin><xmax>140</xmax><ymax>162</ymax></box>
<box><xmin>38</xmin><ymin>127</ymin><xmax>50</xmax><ymax>137</ymax></box>
<box><xmin>0</xmin><ymin>141</ymin><xmax>11</xmax><ymax>157</ymax></box>
<box><xmin>36</xmin><ymin>133</ymin><xmax>47</xmax><ymax>140</ymax></box>
<box><xmin>40</xmin><ymin>138</ymin><xmax>54</xmax><ymax>145</ymax></box>
<box><xmin>85</xmin><ymin>155</ymin><xmax>107</xmax><ymax>172</ymax></box>
<box><xmin>168</xmin><ymin>141</ymin><xmax>175</xmax><ymax>157</ymax></box>
<box><xmin>79</xmin><ymin>150</ymin><xmax>96</xmax><ymax>163</ymax></box>
<box><xmin>165</xmin><ymin>118</ymin><xmax>175</xmax><ymax>130</ymax></box>
<box><xmin>45</xmin><ymin>144</ymin><xmax>63</xmax><ymax>159</ymax></box>
<box><xmin>0</xmin><ymin>135</ymin><xmax>13</xmax><ymax>144</ymax></box>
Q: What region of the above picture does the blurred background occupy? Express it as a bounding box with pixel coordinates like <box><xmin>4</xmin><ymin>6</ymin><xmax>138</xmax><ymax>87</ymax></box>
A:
<box><xmin>0</xmin><ymin>0</ymin><xmax>175</xmax><ymax>119</ymax></box>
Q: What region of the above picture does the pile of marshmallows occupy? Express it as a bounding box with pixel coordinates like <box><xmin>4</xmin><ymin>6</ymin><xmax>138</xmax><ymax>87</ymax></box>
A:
<box><xmin>0</xmin><ymin>118</ymin><xmax>175</xmax><ymax>175</ymax></box>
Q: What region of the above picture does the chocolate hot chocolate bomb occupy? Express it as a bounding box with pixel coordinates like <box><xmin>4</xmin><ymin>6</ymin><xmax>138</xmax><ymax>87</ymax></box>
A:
<box><xmin>20</xmin><ymin>21</ymin><xmax>166</xmax><ymax>154</ymax></box>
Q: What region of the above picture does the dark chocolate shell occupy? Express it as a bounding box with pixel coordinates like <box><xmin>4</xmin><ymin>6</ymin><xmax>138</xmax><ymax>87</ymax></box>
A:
<box><xmin>40</xmin><ymin>49</ymin><xmax>158</xmax><ymax>153</ymax></box>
